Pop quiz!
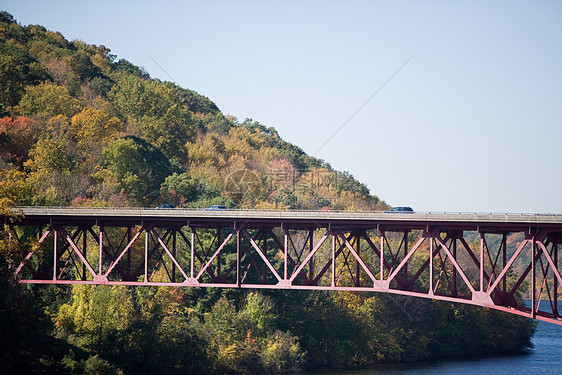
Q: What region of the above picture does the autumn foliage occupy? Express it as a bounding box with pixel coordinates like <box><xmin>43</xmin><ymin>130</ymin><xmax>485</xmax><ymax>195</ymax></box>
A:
<box><xmin>0</xmin><ymin>12</ymin><xmax>535</xmax><ymax>375</ymax></box>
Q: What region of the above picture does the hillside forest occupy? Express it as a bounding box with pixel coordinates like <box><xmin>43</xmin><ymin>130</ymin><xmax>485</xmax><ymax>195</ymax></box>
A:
<box><xmin>0</xmin><ymin>12</ymin><xmax>536</xmax><ymax>375</ymax></box>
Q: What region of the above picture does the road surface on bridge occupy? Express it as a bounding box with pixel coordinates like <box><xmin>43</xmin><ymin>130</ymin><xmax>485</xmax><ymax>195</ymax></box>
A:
<box><xmin>13</xmin><ymin>206</ymin><xmax>562</xmax><ymax>228</ymax></box>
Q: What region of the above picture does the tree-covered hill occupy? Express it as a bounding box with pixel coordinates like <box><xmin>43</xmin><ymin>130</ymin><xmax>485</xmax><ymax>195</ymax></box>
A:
<box><xmin>0</xmin><ymin>10</ymin><xmax>383</xmax><ymax>211</ymax></box>
<box><xmin>0</xmin><ymin>11</ymin><xmax>536</xmax><ymax>375</ymax></box>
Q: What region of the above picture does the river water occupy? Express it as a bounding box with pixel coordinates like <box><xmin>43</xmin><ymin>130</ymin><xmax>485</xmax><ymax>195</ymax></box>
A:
<box><xmin>304</xmin><ymin>303</ymin><xmax>562</xmax><ymax>375</ymax></box>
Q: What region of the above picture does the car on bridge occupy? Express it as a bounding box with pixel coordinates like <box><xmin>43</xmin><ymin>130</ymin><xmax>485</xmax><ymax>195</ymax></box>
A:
<box><xmin>156</xmin><ymin>204</ymin><xmax>176</xmax><ymax>209</ymax></box>
<box><xmin>203</xmin><ymin>205</ymin><xmax>228</xmax><ymax>211</ymax></box>
<box><xmin>385</xmin><ymin>206</ymin><xmax>414</xmax><ymax>213</ymax></box>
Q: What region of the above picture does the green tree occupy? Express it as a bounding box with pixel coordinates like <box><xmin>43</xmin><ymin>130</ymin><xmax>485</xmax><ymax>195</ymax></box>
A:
<box><xmin>204</xmin><ymin>297</ymin><xmax>263</xmax><ymax>374</ymax></box>
<box><xmin>0</xmin><ymin>41</ymin><xmax>49</xmax><ymax>115</ymax></box>
<box><xmin>0</xmin><ymin>168</ymin><xmax>33</xmax><ymax>265</ymax></box>
<box><xmin>88</xmin><ymin>76</ymin><xmax>114</xmax><ymax>98</ymax></box>
<box><xmin>66</xmin><ymin>50</ymin><xmax>103</xmax><ymax>82</ymax></box>
<box><xmin>25</xmin><ymin>137</ymin><xmax>73</xmax><ymax>174</ymax></box>
<box><xmin>116</xmin><ymin>286</ymin><xmax>209</xmax><ymax>375</ymax></box>
<box><xmin>16</xmin><ymin>82</ymin><xmax>84</xmax><ymax>118</ymax></box>
<box><xmin>242</xmin><ymin>292</ymin><xmax>276</xmax><ymax>338</ymax></box>
<box><xmin>83</xmin><ymin>355</ymin><xmax>123</xmax><ymax>375</ymax></box>
<box><xmin>102</xmin><ymin>136</ymin><xmax>172</xmax><ymax>204</ymax></box>
<box><xmin>24</xmin><ymin>137</ymin><xmax>94</xmax><ymax>206</ymax></box>
<box><xmin>262</xmin><ymin>330</ymin><xmax>305</xmax><ymax>373</ymax></box>
<box><xmin>55</xmin><ymin>285</ymin><xmax>133</xmax><ymax>355</ymax></box>
<box><xmin>0</xmin><ymin>253</ymin><xmax>77</xmax><ymax>375</ymax></box>
<box><xmin>108</xmin><ymin>75</ymin><xmax>200</xmax><ymax>160</ymax></box>
<box><xmin>160</xmin><ymin>172</ymin><xmax>219</xmax><ymax>206</ymax></box>
<box><xmin>114</xmin><ymin>58</ymin><xmax>149</xmax><ymax>79</ymax></box>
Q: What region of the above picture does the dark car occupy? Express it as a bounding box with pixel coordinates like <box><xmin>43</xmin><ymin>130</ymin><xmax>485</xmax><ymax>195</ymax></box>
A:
<box><xmin>156</xmin><ymin>204</ymin><xmax>176</xmax><ymax>209</ymax></box>
<box><xmin>203</xmin><ymin>205</ymin><xmax>228</xmax><ymax>211</ymax></box>
<box><xmin>385</xmin><ymin>206</ymin><xmax>414</xmax><ymax>213</ymax></box>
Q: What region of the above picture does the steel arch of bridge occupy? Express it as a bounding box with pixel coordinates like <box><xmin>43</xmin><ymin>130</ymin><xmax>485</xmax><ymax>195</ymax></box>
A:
<box><xmin>6</xmin><ymin>207</ymin><xmax>562</xmax><ymax>325</ymax></box>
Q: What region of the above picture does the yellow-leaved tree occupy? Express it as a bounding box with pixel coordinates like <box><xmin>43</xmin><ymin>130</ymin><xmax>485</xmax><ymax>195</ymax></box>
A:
<box><xmin>70</xmin><ymin>107</ymin><xmax>123</xmax><ymax>146</ymax></box>
<box><xmin>55</xmin><ymin>285</ymin><xmax>134</xmax><ymax>355</ymax></box>
<box><xmin>0</xmin><ymin>168</ymin><xmax>25</xmax><ymax>217</ymax></box>
<box><xmin>0</xmin><ymin>168</ymin><xmax>34</xmax><ymax>264</ymax></box>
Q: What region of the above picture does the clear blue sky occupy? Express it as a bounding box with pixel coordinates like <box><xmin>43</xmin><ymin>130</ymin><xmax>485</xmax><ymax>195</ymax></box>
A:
<box><xmin>4</xmin><ymin>1</ymin><xmax>562</xmax><ymax>213</ymax></box>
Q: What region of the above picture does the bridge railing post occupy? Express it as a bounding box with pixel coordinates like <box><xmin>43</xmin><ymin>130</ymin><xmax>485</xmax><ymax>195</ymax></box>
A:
<box><xmin>380</xmin><ymin>231</ymin><xmax>384</xmax><ymax>282</ymax></box>
<box><xmin>429</xmin><ymin>234</ymin><xmax>433</xmax><ymax>297</ymax></box>
<box><xmin>330</xmin><ymin>230</ymin><xmax>336</xmax><ymax>288</ymax></box>
<box><xmin>144</xmin><ymin>226</ymin><xmax>149</xmax><ymax>283</ymax></box>
<box><xmin>190</xmin><ymin>228</ymin><xmax>195</xmax><ymax>279</ymax></box>
<box><xmin>82</xmin><ymin>227</ymin><xmax>87</xmax><ymax>281</ymax></box>
<box><xmin>236</xmin><ymin>225</ymin><xmax>241</xmax><ymax>287</ymax></box>
<box><xmin>480</xmin><ymin>232</ymin><xmax>484</xmax><ymax>293</ymax></box>
<box><xmin>452</xmin><ymin>236</ymin><xmax>457</xmax><ymax>296</ymax></box>
<box><xmin>555</xmin><ymin>239</ymin><xmax>559</xmax><ymax>317</ymax></box>
<box><xmin>531</xmin><ymin>235</ymin><xmax>537</xmax><ymax>319</ymax></box>
<box><xmin>53</xmin><ymin>228</ymin><xmax>57</xmax><ymax>282</ymax></box>
<box><xmin>99</xmin><ymin>226</ymin><xmax>103</xmax><ymax>277</ymax></box>
<box><xmin>284</xmin><ymin>228</ymin><xmax>288</xmax><ymax>282</ymax></box>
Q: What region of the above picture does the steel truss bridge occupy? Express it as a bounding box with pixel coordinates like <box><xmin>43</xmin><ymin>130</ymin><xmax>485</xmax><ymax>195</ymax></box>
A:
<box><xmin>5</xmin><ymin>207</ymin><xmax>562</xmax><ymax>325</ymax></box>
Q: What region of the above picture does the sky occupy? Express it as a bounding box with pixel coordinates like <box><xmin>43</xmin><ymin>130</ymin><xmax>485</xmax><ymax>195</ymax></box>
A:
<box><xmin>3</xmin><ymin>0</ymin><xmax>562</xmax><ymax>213</ymax></box>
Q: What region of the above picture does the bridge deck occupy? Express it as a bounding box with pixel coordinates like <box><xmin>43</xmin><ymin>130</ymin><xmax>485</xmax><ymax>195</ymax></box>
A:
<box><xmin>11</xmin><ymin>207</ymin><xmax>562</xmax><ymax>230</ymax></box>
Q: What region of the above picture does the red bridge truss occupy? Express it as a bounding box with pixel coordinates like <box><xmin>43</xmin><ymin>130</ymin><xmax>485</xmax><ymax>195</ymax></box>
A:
<box><xmin>5</xmin><ymin>207</ymin><xmax>562</xmax><ymax>325</ymax></box>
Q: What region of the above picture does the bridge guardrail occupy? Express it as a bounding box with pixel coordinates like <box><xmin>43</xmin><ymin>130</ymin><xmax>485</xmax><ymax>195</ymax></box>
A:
<box><xmin>13</xmin><ymin>206</ymin><xmax>562</xmax><ymax>216</ymax></box>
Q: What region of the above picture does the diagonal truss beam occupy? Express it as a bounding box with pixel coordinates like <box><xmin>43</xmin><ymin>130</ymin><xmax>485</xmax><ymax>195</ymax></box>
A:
<box><xmin>242</xmin><ymin>228</ymin><xmax>282</xmax><ymax>283</ymax></box>
<box><xmin>195</xmin><ymin>228</ymin><xmax>236</xmax><ymax>281</ymax></box>
<box><xmin>289</xmin><ymin>231</ymin><xmax>329</xmax><ymax>283</ymax></box>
